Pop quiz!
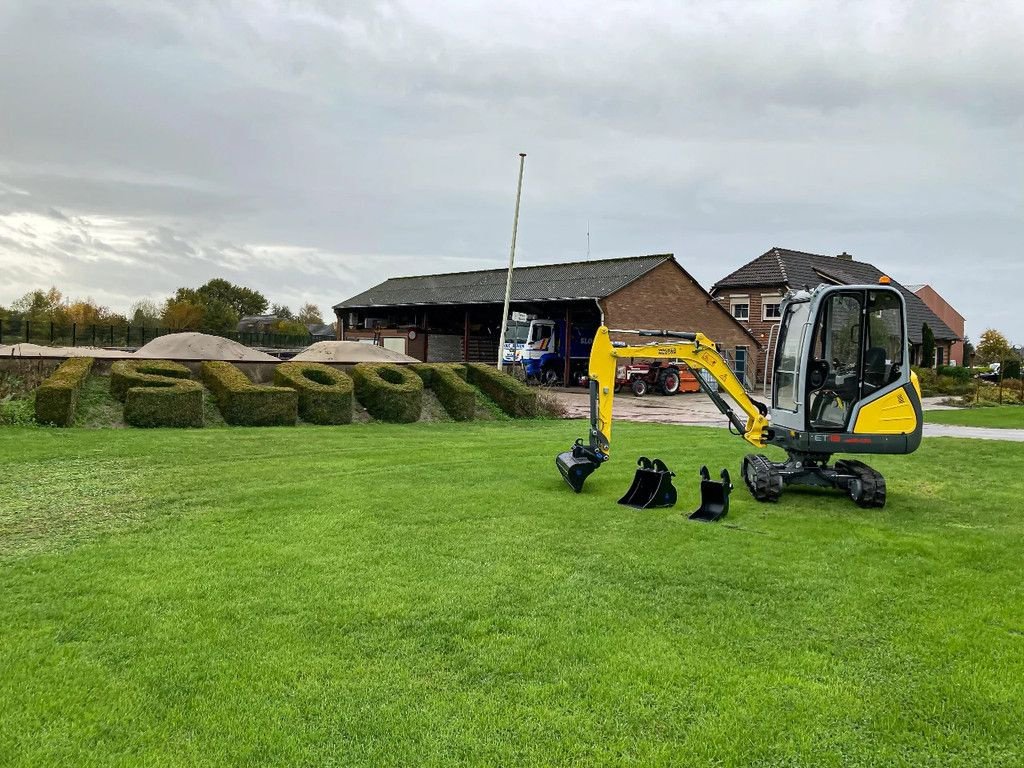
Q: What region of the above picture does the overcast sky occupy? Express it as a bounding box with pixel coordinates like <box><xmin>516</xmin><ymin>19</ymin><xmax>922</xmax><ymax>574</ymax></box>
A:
<box><xmin>1</xmin><ymin>0</ymin><xmax>1021</xmax><ymax>341</ymax></box>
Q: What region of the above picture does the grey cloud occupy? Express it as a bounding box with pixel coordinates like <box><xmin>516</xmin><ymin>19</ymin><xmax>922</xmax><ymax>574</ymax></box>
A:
<box><xmin>0</xmin><ymin>0</ymin><xmax>1022</xmax><ymax>341</ymax></box>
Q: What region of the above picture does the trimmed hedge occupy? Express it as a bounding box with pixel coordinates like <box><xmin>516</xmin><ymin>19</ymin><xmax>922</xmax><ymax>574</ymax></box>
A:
<box><xmin>274</xmin><ymin>362</ymin><xmax>353</xmax><ymax>424</ymax></box>
<box><xmin>466</xmin><ymin>363</ymin><xmax>538</xmax><ymax>417</ymax></box>
<box><xmin>110</xmin><ymin>360</ymin><xmax>204</xmax><ymax>428</ymax></box>
<box><xmin>201</xmin><ymin>361</ymin><xmax>297</xmax><ymax>426</ymax></box>
<box><xmin>34</xmin><ymin>357</ymin><xmax>94</xmax><ymax>426</ymax></box>
<box><xmin>351</xmin><ymin>363</ymin><xmax>423</xmax><ymax>422</ymax></box>
<box><xmin>412</xmin><ymin>363</ymin><xmax>476</xmax><ymax>421</ymax></box>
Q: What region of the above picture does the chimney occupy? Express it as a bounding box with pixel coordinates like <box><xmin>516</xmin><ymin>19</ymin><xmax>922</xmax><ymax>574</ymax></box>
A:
<box><xmin>837</xmin><ymin>251</ymin><xmax>853</xmax><ymax>261</ymax></box>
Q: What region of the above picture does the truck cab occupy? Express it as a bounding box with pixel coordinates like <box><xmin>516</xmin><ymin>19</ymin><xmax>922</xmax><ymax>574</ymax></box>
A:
<box><xmin>521</xmin><ymin>319</ymin><xmax>595</xmax><ymax>385</ymax></box>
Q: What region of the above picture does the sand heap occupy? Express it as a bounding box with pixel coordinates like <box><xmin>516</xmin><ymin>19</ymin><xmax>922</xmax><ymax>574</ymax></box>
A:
<box><xmin>0</xmin><ymin>343</ymin><xmax>125</xmax><ymax>358</ymax></box>
<box><xmin>133</xmin><ymin>332</ymin><xmax>279</xmax><ymax>361</ymax></box>
<box><xmin>291</xmin><ymin>340</ymin><xmax>418</xmax><ymax>364</ymax></box>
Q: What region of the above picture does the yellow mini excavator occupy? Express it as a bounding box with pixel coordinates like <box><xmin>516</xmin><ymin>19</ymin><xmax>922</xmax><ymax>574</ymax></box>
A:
<box><xmin>556</xmin><ymin>281</ymin><xmax>923</xmax><ymax>508</ymax></box>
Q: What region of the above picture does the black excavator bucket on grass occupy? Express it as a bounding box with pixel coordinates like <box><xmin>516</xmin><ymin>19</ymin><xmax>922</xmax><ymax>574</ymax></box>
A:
<box><xmin>618</xmin><ymin>457</ymin><xmax>677</xmax><ymax>509</ymax></box>
<box><xmin>556</xmin><ymin>439</ymin><xmax>603</xmax><ymax>493</ymax></box>
<box><xmin>689</xmin><ymin>466</ymin><xmax>732</xmax><ymax>522</ymax></box>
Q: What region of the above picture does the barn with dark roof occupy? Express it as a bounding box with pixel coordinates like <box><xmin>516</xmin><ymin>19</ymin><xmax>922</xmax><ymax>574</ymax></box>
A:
<box><xmin>334</xmin><ymin>254</ymin><xmax>760</xmax><ymax>386</ymax></box>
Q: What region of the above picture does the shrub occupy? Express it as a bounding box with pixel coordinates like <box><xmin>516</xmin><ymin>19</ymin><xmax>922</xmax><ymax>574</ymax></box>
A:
<box><xmin>466</xmin><ymin>363</ymin><xmax>538</xmax><ymax>417</ymax></box>
<box><xmin>34</xmin><ymin>357</ymin><xmax>94</xmax><ymax>426</ymax></box>
<box><xmin>936</xmin><ymin>365</ymin><xmax>971</xmax><ymax>383</ymax></box>
<box><xmin>274</xmin><ymin>362</ymin><xmax>353</xmax><ymax>424</ymax></box>
<box><xmin>412</xmin><ymin>363</ymin><xmax>476</xmax><ymax>421</ymax></box>
<box><xmin>351</xmin><ymin>363</ymin><xmax>423</xmax><ymax>422</ymax></box>
<box><xmin>110</xmin><ymin>360</ymin><xmax>204</xmax><ymax>428</ymax></box>
<box><xmin>201</xmin><ymin>361</ymin><xmax>297</xmax><ymax>426</ymax></box>
<box><xmin>1002</xmin><ymin>358</ymin><xmax>1021</xmax><ymax>380</ymax></box>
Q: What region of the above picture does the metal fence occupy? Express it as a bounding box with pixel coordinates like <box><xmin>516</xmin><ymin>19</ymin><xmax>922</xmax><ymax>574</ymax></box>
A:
<box><xmin>0</xmin><ymin>319</ymin><xmax>315</xmax><ymax>350</ymax></box>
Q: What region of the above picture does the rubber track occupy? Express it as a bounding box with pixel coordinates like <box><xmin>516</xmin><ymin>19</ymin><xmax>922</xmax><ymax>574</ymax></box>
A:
<box><xmin>743</xmin><ymin>453</ymin><xmax>783</xmax><ymax>503</ymax></box>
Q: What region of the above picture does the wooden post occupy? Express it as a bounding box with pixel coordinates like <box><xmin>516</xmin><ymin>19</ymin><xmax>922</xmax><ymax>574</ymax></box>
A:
<box><xmin>563</xmin><ymin>305</ymin><xmax>572</xmax><ymax>387</ymax></box>
<box><xmin>463</xmin><ymin>309</ymin><xmax>470</xmax><ymax>362</ymax></box>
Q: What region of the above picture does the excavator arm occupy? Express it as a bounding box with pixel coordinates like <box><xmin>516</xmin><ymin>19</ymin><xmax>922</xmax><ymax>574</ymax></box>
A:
<box><xmin>556</xmin><ymin>326</ymin><xmax>771</xmax><ymax>493</ymax></box>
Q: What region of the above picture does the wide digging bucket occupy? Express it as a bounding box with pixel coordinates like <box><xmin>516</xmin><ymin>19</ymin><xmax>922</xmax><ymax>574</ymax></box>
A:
<box><xmin>618</xmin><ymin>457</ymin><xmax>677</xmax><ymax>509</ymax></box>
<box><xmin>689</xmin><ymin>466</ymin><xmax>732</xmax><ymax>522</ymax></box>
<box><xmin>557</xmin><ymin>442</ymin><xmax>602</xmax><ymax>493</ymax></box>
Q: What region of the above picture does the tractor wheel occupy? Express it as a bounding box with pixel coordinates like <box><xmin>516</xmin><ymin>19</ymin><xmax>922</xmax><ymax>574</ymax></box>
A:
<box><xmin>742</xmin><ymin>454</ymin><xmax>783</xmax><ymax>502</ymax></box>
<box><xmin>659</xmin><ymin>367</ymin><xmax>681</xmax><ymax>395</ymax></box>
<box><xmin>631</xmin><ymin>378</ymin><xmax>648</xmax><ymax>397</ymax></box>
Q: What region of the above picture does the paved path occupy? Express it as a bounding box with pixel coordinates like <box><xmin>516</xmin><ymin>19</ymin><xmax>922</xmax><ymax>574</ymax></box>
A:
<box><xmin>548</xmin><ymin>388</ymin><xmax>1024</xmax><ymax>442</ymax></box>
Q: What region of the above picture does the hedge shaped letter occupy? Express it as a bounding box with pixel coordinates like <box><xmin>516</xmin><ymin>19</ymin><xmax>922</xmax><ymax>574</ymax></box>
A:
<box><xmin>34</xmin><ymin>357</ymin><xmax>94</xmax><ymax>426</ymax></box>
<box><xmin>351</xmin><ymin>363</ymin><xmax>423</xmax><ymax>423</ymax></box>
<box><xmin>201</xmin><ymin>361</ymin><xmax>297</xmax><ymax>426</ymax></box>
<box><xmin>274</xmin><ymin>362</ymin><xmax>353</xmax><ymax>424</ymax></box>
<box><xmin>110</xmin><ymin>359</ymin><xmax>204</xmax><ymax>428</ymax></box>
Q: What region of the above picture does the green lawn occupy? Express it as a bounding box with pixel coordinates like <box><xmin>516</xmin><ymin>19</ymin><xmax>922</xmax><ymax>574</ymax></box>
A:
<box><xmin>925</xmin><ymin>405</ymin><xmax>1024</xmax><ymax>429</ymax></box>
<box><xmin>2</xmin><ymin>422</ymin><xmax>1022</xmax><ymax>767</ymax></box>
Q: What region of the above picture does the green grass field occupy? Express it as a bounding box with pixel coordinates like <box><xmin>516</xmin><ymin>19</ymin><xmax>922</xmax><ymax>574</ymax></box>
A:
<box><xmin>2</xmin><ymin>422</ymin><xmax>1023</xmax><ymax>766</ymax></box>
<box><xmin>925</xmin><ymin>405</ymin><xmax>1024</xmax><ymax>429</ymax></box>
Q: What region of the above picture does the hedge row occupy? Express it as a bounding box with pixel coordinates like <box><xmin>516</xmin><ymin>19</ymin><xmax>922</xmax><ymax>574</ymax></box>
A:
<box><xmin>110</xmin><ymin>360</ymin><xmax>204</xmax><ymax>428</ymax></box>
<box><xmin>352</xmin><ymin>363</ymin><xmax>423</xmax><ymax>422</ymax></box>
<box><xmin>201</xmin><ymin>361</ymin><xmax>297</xmax><ymax>426</ymax></box>
<box><xmin>34</xmin><ymin>357</ymin><xmax>94</xmax><ymax>426</ymax></box>
<box><xmin>412</xmin><ymin>363</ymin><xmax>476</xmax><ymax>421</ymax></box>
<box><xmin>466</xmin><ymin>363</ymin><xmax>538</xmax><ymax>417</ymax></box>
<box><xmin>274</xmin><ymin>362</ymin><xmax>353</xmax><ymax>424</ymax></box>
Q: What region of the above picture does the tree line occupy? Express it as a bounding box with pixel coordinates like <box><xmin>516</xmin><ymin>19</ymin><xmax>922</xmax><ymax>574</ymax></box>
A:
<box><xmin>0</xmin><ymin>279</ymin><xmax>332</xmax><ymax>337</ymax></box>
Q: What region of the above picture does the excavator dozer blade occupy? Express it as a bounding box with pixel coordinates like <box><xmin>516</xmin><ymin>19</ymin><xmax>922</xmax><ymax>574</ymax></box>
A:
<box><xmin>689</xmin><ymin>466</ymin><xmax>732</xmax><ymax>522</ymax></box>
<box><xmin>618</xmin><ymin>458</ymin><xmax>677</xmax><ymax>509</ymax></box>
<box><xmin>556</xmin><ymin>445</ymin><xmax>602</xmax><ymax>493</ymax></box>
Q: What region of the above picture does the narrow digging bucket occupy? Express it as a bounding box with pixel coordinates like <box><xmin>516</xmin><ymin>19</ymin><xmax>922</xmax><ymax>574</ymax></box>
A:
<box><xmin>556</xmin><ymin>443</ymin><xmax>602</xmax><ymax>493</ymax></box>
<box><xmin>618</xmin><ymin>458</ymin><xmax>677</xmax><ymax>509</ymax></box>
<box><xmin>689</xmin><ymin>466</ymin><xmax>732</xmax><ymax>522</ymax></box>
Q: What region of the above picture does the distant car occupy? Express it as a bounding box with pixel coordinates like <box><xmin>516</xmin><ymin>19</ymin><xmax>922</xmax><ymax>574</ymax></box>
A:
<box><xmin>978</xmin><ymin>363</ymin><xmax>1000</xmax><ymax>382</ymax></box>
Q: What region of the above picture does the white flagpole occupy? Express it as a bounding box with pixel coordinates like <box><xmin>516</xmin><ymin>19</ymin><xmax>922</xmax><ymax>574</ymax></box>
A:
<box><xmin>497</xmin><ymin>152</ymin><xmax>527</xmax><ymax>369</ymax></box>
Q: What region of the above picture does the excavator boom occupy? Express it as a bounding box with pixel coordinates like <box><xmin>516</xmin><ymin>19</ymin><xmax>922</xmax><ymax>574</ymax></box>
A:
<box><xmin>556</xmin><ymin>326</ymin><xmax>770</xmax><ymax>493</ymax></box>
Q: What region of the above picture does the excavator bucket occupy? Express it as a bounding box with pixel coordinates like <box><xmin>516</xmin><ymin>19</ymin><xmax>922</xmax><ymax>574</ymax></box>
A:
<box><xmin>556</xmin><ymin>440</ymin><xmax>602</xmax><ymax>493</ymax></box>
<box><xmin>618</xmin><ymin>457</ymin><xmax>677</xmax><ymax>509</ymax></box>
<box><xmin>689</xmin><ymin>466</ymin><xmax>732</xmax><ymax>522</ymax></box>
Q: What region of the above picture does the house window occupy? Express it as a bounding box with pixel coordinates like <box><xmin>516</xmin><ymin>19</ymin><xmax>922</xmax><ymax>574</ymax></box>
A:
<box><xmin>730</xmin><ymin>296</ymin><xmax>750</xmax><ymax>321</ymax></box>
<box><xmin>733</xmin><ymin>346</ymin><xmax>748</xmax><ymax>385</ymax></box>
<box><xmin>762</xmin><ymin>297</ymin><xmax>782</xmax><ymax>320</ymax></box>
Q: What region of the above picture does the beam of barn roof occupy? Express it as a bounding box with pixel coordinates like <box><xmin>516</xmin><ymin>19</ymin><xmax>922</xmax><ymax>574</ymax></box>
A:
<box><xmin>334</xmin><ymin>254</ymin><xmax>673</xmax><ymax>309</ymax></box>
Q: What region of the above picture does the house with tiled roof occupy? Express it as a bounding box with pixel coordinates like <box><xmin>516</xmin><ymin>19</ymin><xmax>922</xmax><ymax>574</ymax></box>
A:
<box><xmin>712</xmin><ymin>247</ymin><xmax>960</xmax><ymax>385</ymax></box>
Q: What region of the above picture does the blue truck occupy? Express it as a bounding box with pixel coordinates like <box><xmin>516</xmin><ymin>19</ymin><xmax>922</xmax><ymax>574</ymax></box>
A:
<box><xmin>519</xmin><ymin>319</ymin><xmax>596</xmax><ymax>385</ymax></box>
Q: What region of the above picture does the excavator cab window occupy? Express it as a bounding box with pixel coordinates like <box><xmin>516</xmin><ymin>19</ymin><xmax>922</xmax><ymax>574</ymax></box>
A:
<box><xmin>863</xmin><ymin>289</ymin><xmax>906</xmax><ymax>394</ymax></box>
<box><xmin>773</xmin><ymin>299</ymin><xmax>810</xmax><ymax>412</ymax></box>
<box><xmin>807</xmin><ymin>291</ymin><xmax>864</xmax><ymax>431</ymax></box>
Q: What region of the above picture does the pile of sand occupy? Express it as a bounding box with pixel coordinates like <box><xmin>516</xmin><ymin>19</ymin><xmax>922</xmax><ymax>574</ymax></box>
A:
<box><xmin>0</xmin><ymin>343</ymin><xmax>125</xmax><ymax>358</ymax></box>
<box><xmin>133</xmin><ymin>332</ymin><xmax>279</xmax><ymax>361</ymax></box>
<box><xmin>291</xmin><ymin>340</ymin><xmax>418</xmax><ymax>364</ymax></box>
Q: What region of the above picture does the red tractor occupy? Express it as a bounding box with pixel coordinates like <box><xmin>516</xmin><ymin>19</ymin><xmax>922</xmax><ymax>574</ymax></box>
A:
<box><xmin>615</xmin><ymin>361</ymin><xmax>700</xmax><ymax>396</ymax></box>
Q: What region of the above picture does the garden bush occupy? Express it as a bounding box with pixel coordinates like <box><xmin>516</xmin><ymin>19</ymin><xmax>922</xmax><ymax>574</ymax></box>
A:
<box><xmin>274</xmin><ymin>362</ymin><xmax>353</xmax><ymax>424</ymax></box>
<box><xmin>412</xmin><ymin>363</ymin><xmax>476</xmax><ymax>421</ymax></box>
<box><xmin>913</xmin><ymin>366</ymin><xmax>974</xmax><ymax>398</ymax></box>
<box><xmin>110</xmin><ymin>360</ymin><xmax>204</xmax><ymax>428</ymax></box>
<box><xmin>201</xmin><ymin>361</ymin><xmax>297</xmax><ymax>426</ymax></box>
<box><xmin>936</xmin><ymin>365</ymin><xmax>971</xmax><ymax>383</ymax></box>
<box><xmin>351</xmin><ymin>363</ymin><xmax>423</xmax><ymax>422</ymax></box>
<box><xmin>466</xmin><ymin>363</ymin><xmax>538</xmax><ymax>417</ymax></box>
<box><xmin>34</xmin><ymin>357</ymin><xmax>94</xmax><ymax>426</ymax></box>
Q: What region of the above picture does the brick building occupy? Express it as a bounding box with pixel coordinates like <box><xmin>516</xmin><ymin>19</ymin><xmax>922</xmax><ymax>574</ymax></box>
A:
<box><xmin>712</xmin><ymin>247</ymin><xmax>960</xmax><ymax>386</ymax></box>
<box><xmin>334</xmin><ymin>254</ymin><xmax>759</xmax><ymax>386</ymax></box>
<box><xmin>905</xmin><ymin>284</ymin><xmax>967</xmax><ymax>366</ymax></box>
